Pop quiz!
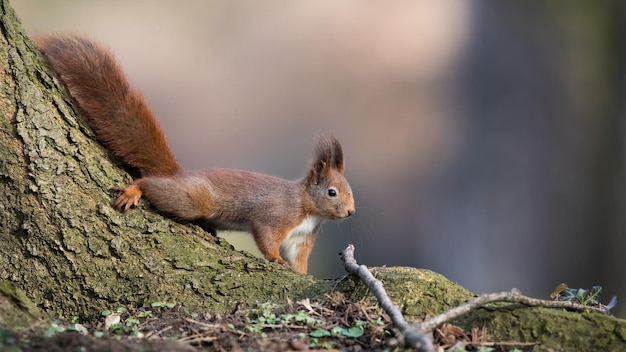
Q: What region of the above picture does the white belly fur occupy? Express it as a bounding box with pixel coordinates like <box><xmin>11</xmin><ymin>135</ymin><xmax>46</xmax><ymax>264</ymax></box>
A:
<box><xmin>280</xmin><ymin>215</ymin><xmax>323</xmax><ymax>265</ymax></box>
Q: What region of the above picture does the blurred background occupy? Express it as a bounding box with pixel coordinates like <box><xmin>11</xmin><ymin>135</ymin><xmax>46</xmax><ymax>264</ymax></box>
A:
<box><xmin>12</xmin><ymin>1</ymin><xmax>626</xmax><ymax>317</ymax></box>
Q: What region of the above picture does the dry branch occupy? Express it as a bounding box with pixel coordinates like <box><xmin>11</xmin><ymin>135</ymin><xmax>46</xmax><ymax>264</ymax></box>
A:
<box><xmin>340</xmin><ymin>244</ymin><xmax>434</xmax><ymax>352</ymax></box>
<box><xmin>339</xmin><ymin>244</ymin><xmax>613</xmax><ymax>351</ymax></box>
<box><xmin>417</xmin><ymin>287</ymin><xmax>610</xmax><ymax>332</ymax></box>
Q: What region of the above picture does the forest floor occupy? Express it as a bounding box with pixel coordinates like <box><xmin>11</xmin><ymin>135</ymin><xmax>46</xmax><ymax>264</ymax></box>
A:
<box><xmin>3</xmin><ymin>292</ymin><xmax>516</xmax><ymax>352</ymax></box>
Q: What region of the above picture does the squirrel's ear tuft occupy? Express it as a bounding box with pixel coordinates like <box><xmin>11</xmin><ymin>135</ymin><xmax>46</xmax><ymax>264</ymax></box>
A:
<box><xmin>329</xmin><ymin>135</ymin><xmax>344</xmax><ymax>173</ymax></box>
<box><xmin>313</xmin><ymin>134</ymin><xmax>344</xmax><ymax>172</ymax></box>
<box><xmin>307</xmin><ymin>134</ymin><xmax>345</xmax><ymax>185</ymax></box>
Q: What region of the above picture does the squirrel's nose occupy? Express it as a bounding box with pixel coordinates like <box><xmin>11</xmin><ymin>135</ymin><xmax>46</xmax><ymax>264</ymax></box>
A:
<box><xmin>347</xmin><ymin>208</ymin><xmax>355</xmax><ymax>217</ymax></box>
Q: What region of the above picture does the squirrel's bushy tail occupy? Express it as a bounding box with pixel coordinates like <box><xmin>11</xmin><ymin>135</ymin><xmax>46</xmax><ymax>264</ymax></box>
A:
<box><xmin>36</xmin><ymin>34</ymin><xmax>181</xmax><ymax>177</ymax></box>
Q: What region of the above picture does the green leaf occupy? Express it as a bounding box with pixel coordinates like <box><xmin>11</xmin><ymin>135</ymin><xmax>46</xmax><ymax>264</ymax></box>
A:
<box><xmin>310</xmin><ymin>329</ymin><xmax>331</xmax><ymax>337</ymax></box>
<box><xmin>165</xmin><ymin>303</ymin><xmax>175</xmax><ymax>308</ymax></box>
<box><xmin>116</xmin><ymin>307</ymin><xmax>127</xmax><ymax>313</ymax></box>
<box><xmin>126</xmin><ymin>317</ymin><xmax>140</xmax><ymax>326</ymax></box>
<box><xmin>585</xmin><ymin>286</ymin><xmax>602</xmax><ymax>305</ymax></box>
<box><xmin>558</xmin><ymin>286</ymin><xmax>607</xmax><ymax>306</ymax></box>
<box><xmin>137</xmin><ymin>311</ymin><xmax>152</xmax><ymax>318</ymax></box>
<box><xmin>558</xmin><ymin>288</ymin><xmax>578</xmax><ymax>302</ymax></box>
<box><xmin>320</xmin><ymin>341</ymin><xmax>335</xmax><ymax>349</ymax></box>
<box><xmin>355</xmin><ymin>319</ymin><xmax>368</xmax><ymax>327</ymax></box>
<box><xmin>330</xmin><ymin>326</ymin><xmax>345</xmax><ymax>336</ymax></box>
<box><xmin>101</xmin><ymin>310</ymin><xmax>112</xmax><ymax>316</ymax></box>
<box><xmin>309</xmin><ymin>337</ymin><xmax>319</xmax><ymax>348</ymax></box>
<box><xmin>575</xmin><ymin>288</ymin><xmax>589</xmax><ymax>303</ymax></box>
<box><xmin>45</xmin><ymin>324</ymin><xmax>65</xmax><ymax>337</ymax></box>
<box><xmin>342</xmin><ymin>326</ymin><xmax>364</xmax><ymax>338</ymax></box>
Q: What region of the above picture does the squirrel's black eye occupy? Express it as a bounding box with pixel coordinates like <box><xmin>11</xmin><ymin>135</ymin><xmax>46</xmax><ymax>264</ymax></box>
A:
<box><xmin>328</xmin><ymin>188</ymin><xmax>337</xmax><ymax>197</ymax></box>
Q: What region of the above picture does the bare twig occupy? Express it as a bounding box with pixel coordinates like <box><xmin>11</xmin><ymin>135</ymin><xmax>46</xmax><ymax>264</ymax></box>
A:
<box><xmin>339</xmin><ymin>244</ymin><xmax>612</xmax><ymax>350</ymax></box>
<box><xmin>417</xmin><ymin>287</ymin><xmax>610</xmax><ymax>332</ymax></box>
<box><xmin>146</xmin><ymin>325</ymin><xmax>173</xmax><ymax>339</ymax></box>
<box><xmin>340</xmin><ymin>244</ymin><xmax>434</xmax><ymax>352</ymax></box>
<box><xmin>474</xmin><ymin>341</ymin><xmax>540</xmax><ymax>347</ymax></box>
<box><xmin>183</xmin><ymin>317</ymin><xmax>220</xmax><ymax>330</ymax></box>
<box><xmin>178</xmin><ymin>332</ymin><xmax>217</xmax><ymax>343</ymax></box>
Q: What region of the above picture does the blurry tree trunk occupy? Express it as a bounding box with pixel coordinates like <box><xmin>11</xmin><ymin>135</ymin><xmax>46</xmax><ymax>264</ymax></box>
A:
<box><xmin>416</xmin><ymin>1</ymin><xmax>626</xmax><ymax>317</ymax></box>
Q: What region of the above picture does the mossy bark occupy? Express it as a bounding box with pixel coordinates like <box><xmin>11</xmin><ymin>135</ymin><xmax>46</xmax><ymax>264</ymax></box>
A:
<box><xmin>455</xmin><ymin>304</ymin><xmax>626</xmax><ymax>351</ymax></box>
<box><xmin>0</xmin><ymin>281</ymin><xmax>44</xmax><ymax>332</ymax></box>
<box><xmin>1</xmin><ymin>1</ymin><xmax>626</xmax><ymax>350</ymax></box>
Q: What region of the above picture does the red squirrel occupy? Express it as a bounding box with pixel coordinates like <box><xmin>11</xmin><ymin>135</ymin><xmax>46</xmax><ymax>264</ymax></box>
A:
<box><xmin>36</xmin><ymin>34</ymin><xmax>355</xmax><ymax>274</ymax></box>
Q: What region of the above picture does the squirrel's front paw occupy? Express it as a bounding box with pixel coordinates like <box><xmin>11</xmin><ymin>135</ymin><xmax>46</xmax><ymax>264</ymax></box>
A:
<box><xmin>113</xmin><ymin>184</ymin><xmax>142</xmax><ymax>211</ymax></box>
<box><xmin>268</xmin><ymin>257</ymin><xmax>291</xmax><ymax>270</ymax></box>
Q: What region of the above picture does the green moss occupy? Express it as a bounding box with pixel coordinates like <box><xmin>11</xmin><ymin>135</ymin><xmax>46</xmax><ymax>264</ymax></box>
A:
<box><xmin>339</xmin><ymin>266</ymin><xmax>473</xmax><ymax>319</ymax></box>
<box><xmin>455</xmin><ymin>304</ymin><xmax>626</xmax><ymax>351</ymax></box>
<box><xmin>0</xmin><ymin>281</ymin><xmax>44</xmax><ymax>330</ymax></box>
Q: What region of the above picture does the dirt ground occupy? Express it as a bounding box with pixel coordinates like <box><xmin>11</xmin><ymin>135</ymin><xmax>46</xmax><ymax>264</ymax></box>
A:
<box><xmin>11</xmin><ymin>294</ymin><xmax>401</xmax><ymax>352</ymax></box>
<box><xmin>6</xmin><ymin>293</ymin><xmax>524</xmax><ymax>351</ymax></box>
